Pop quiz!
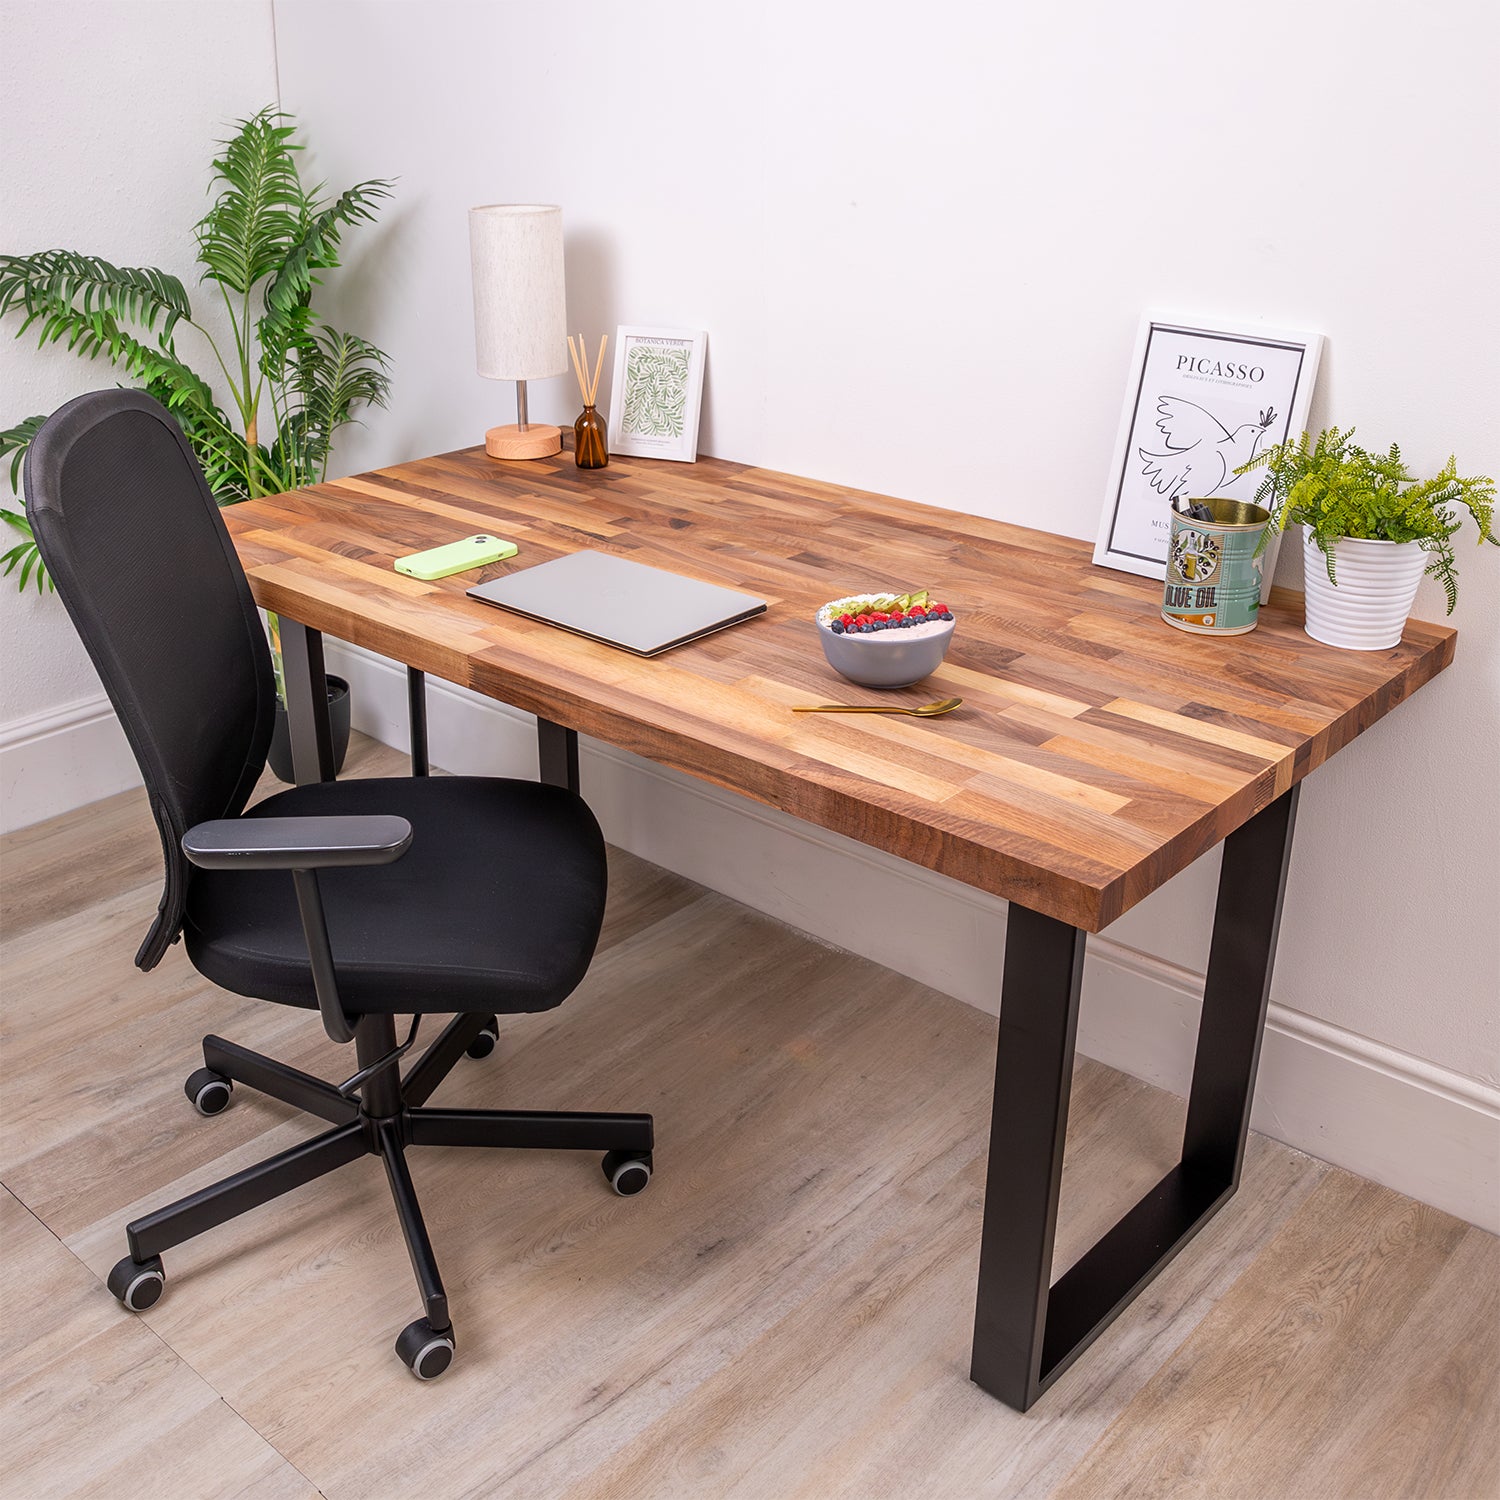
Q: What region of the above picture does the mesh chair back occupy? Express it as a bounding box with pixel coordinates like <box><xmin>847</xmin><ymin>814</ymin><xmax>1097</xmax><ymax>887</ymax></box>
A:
<box><xmin>24</xmin><ymin>390</ymin><xmax>277</xmax><ymax>968</ymax></box>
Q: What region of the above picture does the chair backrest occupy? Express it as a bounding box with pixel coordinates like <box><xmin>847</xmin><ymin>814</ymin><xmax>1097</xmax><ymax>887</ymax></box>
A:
<box><xmin>24</xmin><ymin>390</ymin><xmax>276</xmax><ymax>969</ymax></box>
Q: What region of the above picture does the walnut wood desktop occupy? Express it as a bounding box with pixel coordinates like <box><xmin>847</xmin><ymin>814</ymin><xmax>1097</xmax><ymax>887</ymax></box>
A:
<box><xmin>227</xmin><ymin>444</ymin><xmax>1455</xmax><ymax>1410</ymax></box>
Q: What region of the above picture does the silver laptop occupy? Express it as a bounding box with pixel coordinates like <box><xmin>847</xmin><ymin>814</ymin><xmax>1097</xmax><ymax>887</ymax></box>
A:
<box><xmin>467</xmin><ymin>549</ymin><xmax>767</xmax><ymax>657</ymax></box>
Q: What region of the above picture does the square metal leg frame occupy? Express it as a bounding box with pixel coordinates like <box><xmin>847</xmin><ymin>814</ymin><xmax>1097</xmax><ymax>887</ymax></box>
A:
<box><xmin>971</xmin><ymin>786</ymin><xmax>1299</xmax><ymax>1410</ymax></box>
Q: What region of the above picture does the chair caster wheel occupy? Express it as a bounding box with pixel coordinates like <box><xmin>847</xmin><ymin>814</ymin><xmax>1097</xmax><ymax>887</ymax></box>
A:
<box><xmin>465</xmin><ymin>1018</ymin><xmax>499</xmax><ymax>1060</ymax></box>
<box><xmin>396</xmin><ymin>1318</ymin><xmax>455</xmax><ymax>1380</ymax></box>
<box><xmin>185</xmin><ymin>1067</ymin><xmax>233</xmax><ymax>1116</ymax></box>
<box><xmin>107</xmin><ymin>1254</ymin><xmax>165</xmax><ymax>1311</ymax></box>
<box><xmin>603</xmin><ymin>1150</ymin><xmax>652</xmax><ymax>1196</ymax></box>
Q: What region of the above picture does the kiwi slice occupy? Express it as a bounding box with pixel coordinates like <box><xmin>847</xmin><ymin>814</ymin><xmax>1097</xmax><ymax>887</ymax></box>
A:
<box><xmin>838</xmin><ymin>591</ymin><xmax>930</xmax><ymax>616</ymax></box>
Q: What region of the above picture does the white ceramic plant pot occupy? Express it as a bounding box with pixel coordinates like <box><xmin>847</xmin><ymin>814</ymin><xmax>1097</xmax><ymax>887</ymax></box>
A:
<box><xmin>1301</xmin><ymin>530</ymin><xmax>1426</xmax><ymax>650</ymax></box>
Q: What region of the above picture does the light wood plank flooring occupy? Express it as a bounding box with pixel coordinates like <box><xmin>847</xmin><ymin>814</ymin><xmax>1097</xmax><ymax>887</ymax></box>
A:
<box><xmin>2</xmin><ymin>735</ymin><xmax>1494</xmax><ymax>1499</ymax></box>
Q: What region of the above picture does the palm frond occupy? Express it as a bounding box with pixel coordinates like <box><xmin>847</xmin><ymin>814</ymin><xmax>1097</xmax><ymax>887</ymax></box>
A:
<box><xmin>1</xmin><ymin>413</ymin><xmax>46</xmax><ymax>491</ymax></box>
<box><xmin>0</xmin><ymin>250</ymin><xmax>192</xmax><ymax>347</ymax></box>
<box><xmin>285</xmin><ymin>324</ymin><xmax>391</xmax><ymax>481</ymax></box>
<box><xmin>258</xmin><ymin>295</ymin><xmax>315</xmax><ymax>381</ymax></box>
<box><xmin>262</xmin><ymin>178</ymin><xmax>393</xmax><ymax>321</ymax></box>
<box><xmin>258</xmin><ymin>177</ymin><xmax>391</xmax><ymax>381</ymax></box>
<box><xmin>195</xmin><ymin>109</ymin><xmax>308</xmax><ymax>293</ymax></box>
<box><xmin>141</xmin><ymin>376</ymin><xmax>252</xmax><ymax>502</ymax></box>
<box><xmin>1</xmin><ymin>507</ymin><xmax>51</xmax><ymax>593</ymax></box>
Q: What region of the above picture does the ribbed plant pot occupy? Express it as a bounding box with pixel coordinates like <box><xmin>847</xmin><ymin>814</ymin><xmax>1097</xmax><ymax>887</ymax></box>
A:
<box><xmin>268</xmin><ymin>674</ymin><xmax>352</xmax><ymax>783</ymax></box>
<box><xmin>1302</xmin><ymin>531</ymin><xmax>1425</xmax><ymax>651</ymax></box>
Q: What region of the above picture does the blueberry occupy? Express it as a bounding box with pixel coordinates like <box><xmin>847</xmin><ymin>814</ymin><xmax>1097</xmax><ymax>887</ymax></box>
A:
<box><xmin>940</xmin><ymin>611</ymin><xmax>954</xmax><ymax>620</ymax></box>
<box><xmin>830</xmin><ymin>620</ymin><xmax>844</xmax><ymax>633</ymax></box>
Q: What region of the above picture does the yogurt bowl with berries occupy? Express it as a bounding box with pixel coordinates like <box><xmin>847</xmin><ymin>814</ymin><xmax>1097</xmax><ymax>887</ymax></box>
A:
<box><xmin>815</xmin><ymin>590</ymin><xmax>956</xmax><ymax>689</ymax></box>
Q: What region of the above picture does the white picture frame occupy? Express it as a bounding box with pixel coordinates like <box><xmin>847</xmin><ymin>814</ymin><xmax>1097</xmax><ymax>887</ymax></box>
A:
<box><xmin>1093</xmin><ymin>314</ymin><xmax>1324</xmax><ymax>599</ymax></box>
<box><xmin>607</xmin><ymin>326</ymin><xmax>707</xmax><ymax>463</ymax></box>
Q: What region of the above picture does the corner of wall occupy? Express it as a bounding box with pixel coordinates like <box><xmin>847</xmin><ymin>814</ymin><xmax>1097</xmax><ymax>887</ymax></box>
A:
<box><xmin>0</xmin><ymin>694</ymin><xmax>141</xmax><ymax>835</ymax></box>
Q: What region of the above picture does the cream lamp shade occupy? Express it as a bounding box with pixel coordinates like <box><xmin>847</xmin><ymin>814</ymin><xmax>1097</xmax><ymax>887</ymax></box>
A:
<box><xmin>468</xmin><ymin>203</ymin><xmax>567</xmax><ymax>459</ymax></box>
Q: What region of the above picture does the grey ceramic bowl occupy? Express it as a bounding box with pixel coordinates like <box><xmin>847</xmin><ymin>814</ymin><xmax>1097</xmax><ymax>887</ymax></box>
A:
<box><xmin>816</xmin><ymin>616</ymin><xmax>955</xmax><ymax>689</ymax></box>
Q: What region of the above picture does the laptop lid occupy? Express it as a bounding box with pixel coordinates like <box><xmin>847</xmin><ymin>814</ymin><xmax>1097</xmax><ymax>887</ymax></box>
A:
<box><xmin>467</xmin><ymin>549</ymin><xmax>767</xmax><ymax>657</ymax></box>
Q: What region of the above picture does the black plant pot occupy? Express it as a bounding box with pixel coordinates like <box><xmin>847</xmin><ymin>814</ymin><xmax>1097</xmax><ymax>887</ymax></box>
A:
<box><xmin>268</xmin><ymin>674</ymin><xmax>352</xmax><ymax>783</ymax></box>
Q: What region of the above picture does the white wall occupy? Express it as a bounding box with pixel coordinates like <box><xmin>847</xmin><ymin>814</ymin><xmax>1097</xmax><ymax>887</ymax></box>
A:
<box><xmin>2</xmin><ymin>1</ymin><xmax>1494</xmax><ymax>1224</ymax></box>
<box><xmin>272</xmin><ymin>0</ymin><xmax>1499</xmax><ymax>1223</ymax></box>
<box><xmin>0</xmin><ymin>0</ymin><xmax>279</xmax><ymax>824</ymax></box>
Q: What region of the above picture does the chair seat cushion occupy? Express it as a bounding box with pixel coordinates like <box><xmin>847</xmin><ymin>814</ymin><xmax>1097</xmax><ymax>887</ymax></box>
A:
<box><xmin>184</xmin><ymin>776</ymin><xmax>607</xmax><ymax>1015</ymax></box>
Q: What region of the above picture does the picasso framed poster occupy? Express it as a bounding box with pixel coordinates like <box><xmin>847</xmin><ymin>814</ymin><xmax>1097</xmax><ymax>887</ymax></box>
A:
<box><xmin>1093</xmin><ymin>315</ymin><xmax>1323</xmax><ymax>595</ymax></box>
<box><xmin>607</xmin><ymin>327</ymin><xmax>707</xmax><ymax>463</ymax></box>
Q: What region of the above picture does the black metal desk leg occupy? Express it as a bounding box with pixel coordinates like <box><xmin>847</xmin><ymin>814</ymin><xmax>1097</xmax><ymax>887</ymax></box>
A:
<box><xmin>1182</xmin><ymin>784</ymin><xmax>1299</xmax><ymax>1186</ymax></box>
<box><xmin>279</xmin><ymin>617</ymin><xmax>335</xmax><ymax>785</ymax></box>
<box><xmin>537</xmin><ymin>717</ymin><xmax>579</xmax><ymax>793</ymax></box>
<box><xmin>970</xmin><ymin>905</ymin><xmax>1087</xmax><ymax>1410</ymax></box>
<box><xmin>407</xmin><ymin>668</ymin><xmax>429</xmax><ymax>776</ymax></box>
<box><xmin>969</xmin><ymin>785</ymin><xmax>1300</xmax><ymax>1411</ymax></box>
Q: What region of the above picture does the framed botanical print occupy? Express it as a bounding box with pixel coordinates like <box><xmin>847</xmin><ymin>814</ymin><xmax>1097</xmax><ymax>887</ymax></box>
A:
<box><xmin>1093</xmin><ymin>315</ymin><xmax>1323</xmax><ymax>595</ymax></box>
<box><xmin>607</xmin><ymin>327</ymin><xmax>707</xmax><ymax>463</ymax></box>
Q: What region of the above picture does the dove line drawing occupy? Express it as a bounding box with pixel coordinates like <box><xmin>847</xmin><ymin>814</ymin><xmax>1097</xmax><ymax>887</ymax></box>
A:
<box><xmin>1137</xmin><ymin>397</ymin><xmax>1279</xmax><ymax>504</ymax></box>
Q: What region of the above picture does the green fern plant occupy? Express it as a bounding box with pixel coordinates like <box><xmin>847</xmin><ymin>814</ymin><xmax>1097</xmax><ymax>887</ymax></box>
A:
<box><xmin>1237</xmin><ymin>427</ymin><xmax>1497</xmax><ymax>614</ymax></box>
<box><xmin>0</xmin><ymin>107</ymin><xmax>392</xmax><ymax>594</ymax></box>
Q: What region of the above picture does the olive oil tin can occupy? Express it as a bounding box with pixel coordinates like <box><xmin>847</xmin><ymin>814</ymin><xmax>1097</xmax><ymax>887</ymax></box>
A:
<box><xmin>1161</xmin><ymin>498</ymin><xmax>1272</xmax><ymax>635</ymax></box>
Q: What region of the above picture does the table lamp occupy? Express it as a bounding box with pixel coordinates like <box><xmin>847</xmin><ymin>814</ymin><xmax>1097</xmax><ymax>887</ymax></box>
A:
<box><xmin>469</xmin><ymin>203</ymin><xmax>567</xmax><ymax>460</ymax></box>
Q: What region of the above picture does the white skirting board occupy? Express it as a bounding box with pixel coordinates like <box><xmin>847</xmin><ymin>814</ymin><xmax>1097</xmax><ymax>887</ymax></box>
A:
<box><xmin>326</xmin><ymin>640</ymin><xmax>1500</xmax><ymax>1232</ymax></box>
<box><xmin>0</xmin><ymin>693</ymin><xmax>141</xmax><ymax>834</ymax></box>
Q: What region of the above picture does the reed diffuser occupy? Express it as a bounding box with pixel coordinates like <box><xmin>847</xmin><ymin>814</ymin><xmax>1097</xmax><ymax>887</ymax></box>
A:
<box><xmin>567</xmin><ymin>333</ymin><xmax>609</xmax><ymax>469</ymax></box>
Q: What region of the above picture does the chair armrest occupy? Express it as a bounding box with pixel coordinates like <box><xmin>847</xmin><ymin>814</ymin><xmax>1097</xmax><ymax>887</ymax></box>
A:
<box><xmin>182</xmin><ymin>816</ymin><xmax>413</xmax><ymax>871</ymax></box>
<box><xmin>181</xmin><ymin>815</ymin><xmax>411</xmax><ymax>1048</ymax></box>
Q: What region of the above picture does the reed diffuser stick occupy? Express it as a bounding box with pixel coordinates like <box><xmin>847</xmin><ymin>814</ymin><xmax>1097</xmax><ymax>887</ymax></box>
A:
<box><xmin>567</xmin><ymin>335</ymin><xmax>590</xmax><ymax>406</ymax></box>
<box><xmin>588</xmin><ymin>334</ymin><xmax>608</xmax><ymax>406</ymax></box>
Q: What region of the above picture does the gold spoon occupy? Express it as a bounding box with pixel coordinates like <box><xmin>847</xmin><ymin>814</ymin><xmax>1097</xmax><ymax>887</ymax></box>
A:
<box><xmin>792</xmin><ymin>696</ymin><xmax>963</xmax><ymax>717</ymax></box>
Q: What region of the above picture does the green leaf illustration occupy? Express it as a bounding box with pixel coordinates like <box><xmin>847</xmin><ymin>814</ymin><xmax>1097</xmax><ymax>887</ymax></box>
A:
<box><xmin>621</xmin><ymin>344</ymin><xmax>690</xmax><ymax>439</ymax></box>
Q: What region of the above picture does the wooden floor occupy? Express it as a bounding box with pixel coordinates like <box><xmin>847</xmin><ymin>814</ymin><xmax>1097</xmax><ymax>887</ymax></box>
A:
<box><xmin>1</xmin><ymin>736</ymin><xmax>1495</xmax><ymax>1500</ymax></box>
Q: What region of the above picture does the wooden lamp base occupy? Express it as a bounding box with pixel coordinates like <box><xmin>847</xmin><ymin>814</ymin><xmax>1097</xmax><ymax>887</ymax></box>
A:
<box><xmin>484</xmin><ymin>423</ymin><xmax>561</xmax><ymax>460</ymax></box>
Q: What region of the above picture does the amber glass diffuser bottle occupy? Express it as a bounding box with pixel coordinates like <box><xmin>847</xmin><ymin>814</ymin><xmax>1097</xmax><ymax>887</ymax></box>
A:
<box><xmin>567</xmin><ymin>333</ymin><xmax>610</xmax><ymax>471</ymax></box>
<box><xmin>574</xmin><ymin>405</ymin><xmax>608</xmax><ymax>468</ymax></box>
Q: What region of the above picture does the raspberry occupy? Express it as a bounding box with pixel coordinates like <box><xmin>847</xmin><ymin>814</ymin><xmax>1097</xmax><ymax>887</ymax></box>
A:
<box><xmin>932</xmin><ymin>603</ymin><xmax>949</xmax><ymax>615</ymax></box>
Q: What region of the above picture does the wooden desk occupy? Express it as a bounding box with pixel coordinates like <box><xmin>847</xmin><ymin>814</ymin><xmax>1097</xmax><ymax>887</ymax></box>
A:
<box><xmin>228</xmin><ymin>445</ymin><xmax>1455</xmax><ymax>1410</ymax></box>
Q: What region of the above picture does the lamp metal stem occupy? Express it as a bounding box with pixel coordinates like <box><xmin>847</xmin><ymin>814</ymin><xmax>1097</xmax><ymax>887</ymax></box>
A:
<box><xmin>516</xmin><ymin>379</ymin><xmax>529</xmax><ymax>432</ymax></box>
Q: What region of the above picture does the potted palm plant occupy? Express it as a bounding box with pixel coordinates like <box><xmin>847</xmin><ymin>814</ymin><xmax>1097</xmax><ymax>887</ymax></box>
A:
<box><xmin>0</xmin><ymin>108</ymin><xmax>393</xmax><ymax>774</ymax></box>
<box><xmin>1239</xmin><ymin>427</ymin><xmax>1496</xmax><ymax>649</ymax></box>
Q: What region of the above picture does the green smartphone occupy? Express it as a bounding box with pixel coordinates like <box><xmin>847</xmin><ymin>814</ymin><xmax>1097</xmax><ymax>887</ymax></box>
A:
<box><xmin>394</xmin><ymin>533</ymin><xmax>518</xmax><ymax>581</ymax></box>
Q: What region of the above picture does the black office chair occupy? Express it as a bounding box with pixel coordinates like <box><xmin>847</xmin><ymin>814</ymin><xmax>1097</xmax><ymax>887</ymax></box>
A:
<box><xmin>24</xmin><ymin>390</ymin><xmax>654</xmax><ymax>1380</ymax></box>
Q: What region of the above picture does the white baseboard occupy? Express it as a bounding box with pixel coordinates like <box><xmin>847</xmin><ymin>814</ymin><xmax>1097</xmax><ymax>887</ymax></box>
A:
<box><xmin>341</xmin><ymin>643</ymin><xmax>1500</xmax><ymax>1230</ymax></box>
<box><xmin>0</xmin><ymin>694</ymin><xmax>141</xmax><ymax>834</ymax></box>
<box><xmin>1080</xmin><ymin>942</ymin><xmax>1499</xmax><ymax>1233</ymax></box>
